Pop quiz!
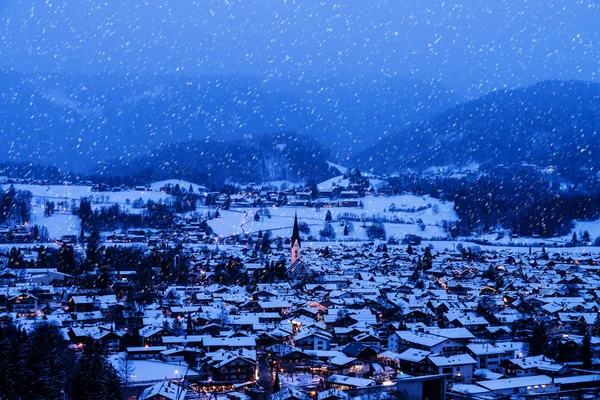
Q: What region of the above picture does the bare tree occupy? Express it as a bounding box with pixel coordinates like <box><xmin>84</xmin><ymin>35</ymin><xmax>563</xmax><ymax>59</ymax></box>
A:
<box><xmin>118</xmin><ymin>353</ymin><xmax>136</xmax><ymax>390</ymax></box>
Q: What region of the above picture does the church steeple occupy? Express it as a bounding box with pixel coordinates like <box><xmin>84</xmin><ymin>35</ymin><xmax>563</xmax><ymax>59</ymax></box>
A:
<box><xmin>291</xmin><ymin>212</ymin><xmax>301</xmax><ymax>264</ymax></box>
<box><xmin>291</xmin><ymin>212</ymin><xmax>301</xmax><ymax>247</ymax></box>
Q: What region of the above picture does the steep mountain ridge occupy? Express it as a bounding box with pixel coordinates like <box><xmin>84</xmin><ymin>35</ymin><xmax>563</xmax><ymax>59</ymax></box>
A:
<box><xmin>0</xmin><ymin>71</ymin><xmax>459</xmax><ymax>171</ymax></box>
<box><xmin>97</xmin><ymin>132</ymin><xmax>332</xmax><ymax>185</ymax></box>
<box><xmin>356</xmin><ymin>80</ymin><xmax>600</xmax><ymax>177</ymax></box>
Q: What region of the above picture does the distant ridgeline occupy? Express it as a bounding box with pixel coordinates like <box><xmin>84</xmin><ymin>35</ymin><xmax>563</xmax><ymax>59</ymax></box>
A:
<box><xmin>0</xmin><ymin>70</ymin><xmax>458</xmax><ymax>170</ymax></box>
<box><xmin>96</xmin><ymin>132</ymin><xmax>333</xmax><ymax>186</ymax></box>
<box><xmin>356</xmin><ymin>80</ymin><xmax>600</xmax><ymax>181</ymax></box>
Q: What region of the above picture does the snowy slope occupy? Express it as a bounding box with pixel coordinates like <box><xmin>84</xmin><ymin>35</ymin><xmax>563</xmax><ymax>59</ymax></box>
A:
<box><xmin>12</xmin><ymin>184</ymin><xmax>172</xmax><ymax>239</ymax></box>
<box><xmin>206</xmin><ymin>194</ymin><xmax>457</xmax><ymax>241</ymax></box>
<box><xmin>150</xmin><ymin>180</ymin><xmax>208</xmax><ymax>193</ymax></box>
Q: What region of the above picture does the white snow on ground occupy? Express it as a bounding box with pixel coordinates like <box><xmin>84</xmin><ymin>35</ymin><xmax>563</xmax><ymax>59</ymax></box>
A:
<box><xmin>565</xmin><ymin>219</ymin><xmax>600</xmax><ymax>243</ymax></box>
<box><xmin>317</xmin><ymin>175</ymin><xmax>384</xmax><ymax>190</ymax></box>
<box><xmin>231</xmin><ymin>180</ymin><xmax>303</xmax><ymax>190</ymax></box>
<box><xmin>108</xmin><ymin>354</ymin><xmax>197</xmax><ymax>384</ymax></box>
<box><xmin>150</xmin><ymin>180</ymin><xmax>207</xmax><ymax>193</ymax></box>
<box><xmin>254</xmin><ymin>180</ymin><xmax>303</xmax><ymax>189</ymax></box>
<box><xmin>326</xmin><ymin>161</ymin><xmax>349</xmax><ymax>175</ymax></box>
<box><xmin>469</xmin><ymin>222</ymin><xmax>600</xmax><ymax>247</ymax></box>
<box><xmin>424</xmin><ymin>240</ymin><xmax>600</xmax><ymax>257</ymax></box>
<box><xmin>206</xmin><ymin>194</ymin><xmax>457</xmax><ymax>240</ymax></box>
<box><xmin>474</xmin><ymin>233</ymin><xmax>557</xmax><ymax>247</ymax></box>
<box><xmin>279</xmin><ymin>371</ymin><xmax>321</xmax><ymax>387</ymax></box>
<box><xmin>317</xmin><ymin>175</ymin><xmax>350</xmax><ymax>190</ymax></box>
<box><xmin>28</xmin><ymin>206</ymin><xmax>81</xmax><ymax>239</ymax></box>
<box><xmin>13</xmin><ymin>184</ymin><xmax>170</xmax><ymax>213</ymax></box>
<box><xmin>10</xmin><ymin>184</ymin><xmax>172</xmax><ymax>239</ymax></box>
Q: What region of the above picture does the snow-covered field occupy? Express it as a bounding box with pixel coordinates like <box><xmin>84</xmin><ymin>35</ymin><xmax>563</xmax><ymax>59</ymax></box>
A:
<box><xmin>565</xmin><ymin>219</ymin><xmax>600</xmax><ymax>243</ymax></box>
<box><xmin>318</xmin><ymin>175</ymin><xmax>384</xmax><ymax>190</ymax></box>
<box><xmin>108</xmin><ymin>354</ymin><xmax>197</xmax><ymax>385</ymax></box>
<box><xmin>206</xmin><ymin>194</ymin><xmax>457</xmax><ymax>241</ymax></box>
<box><xmin>150</xmin><ymin>179</ymin><xmax>207</xmax><ymax>193</ymax></box>
<box><xmin>424</xmin><ymin>240</ymin><xmax>600</xmax><ymax>257</ymax></box>
<box><xmin>28</xmin><ymin>206</ymin><xmax>81</xmax><ymax>239</ymax></box>
<box><xmin>13</xmin><ymin>184</ymin><xmax>170</xmax><ymax>212</ymax></box>
<box><xmin>229</xmin><ymin>180</ymin><xmax>304</xmax><ymax>190</ymax></box>
<box><xmin>11</xmin><ymin>184</ymin><xmax>172</xmax><ymax>239</ymax></box>
<box><xmin>466</xmin><ymin>218</ymin><xmax>600</xmax><ymax>247</ymax></box>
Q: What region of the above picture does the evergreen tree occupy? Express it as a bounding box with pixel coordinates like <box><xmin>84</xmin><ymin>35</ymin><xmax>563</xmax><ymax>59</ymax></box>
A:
<box><xmin>8</xmin><ymin>247</ymin><xmax>25</xmax><ymax>269</ymax></box>
<box><xmin>78</xmin><ymin>197</ymin><xmax>93</xmax><ymax>228</ymax></box>
<box><xmin>583</xmin><ymin>332</ymin><xmax>593</xmax><ymax>369</ymax></box>
<box><xmin>529</xmin><ymin>322</ymin><xmax>549</xmax><ymax>356</ymax></box>
<box><xmin>57</xmin><ymin>243</ymin><xmax>77</xmax><ymax>274</ymax></box>
<box><xmin>86</xmin><ymin>229</ymin><xmax>102</xmax><ymax>270</ymax></box>
<box><xmin>310</xmin><ymin>183</ymin><xmax>319</xmax><ymax>200</ymax></box>
<box><xmin>583</xmin><ymin>230</ymin><xmax>591</xmax><ymax>242</ymax></box>
<box><xmin>36</xmin><ymin>245</ymin><xmax>49</xmax><ymax>269</ymax></box>
<box><xmin>483</xmin><ymin>265</ymin><xmax>495</xmax><ymax>280</ymax></box>
<box><xmin>495</xmin><ymin>275</ymin><xmax>505</xmax><ymax>289</ymax></box>
<box><xmin>96</xmin><ymin>265</ymin><xmax>111</xmax><ymax>291</ymax></box>
<box><xmin>0</xmin><ymin>324</ymin><xmax>26</xmax><ymax>399</ymax></box>
<box><xmin>406</xmin><ymin>244</ymin><xmax>414</xmax><ymax>255</ymax></box>
<box><xmin>69</xmin><ymin>340</ymin><xmax>122</xmax><ymax>400</ymax></box>
<box><xmin>423</xmin><ymin>247</ymin><xmax>433</xmax><ymax>270</ymax></box>
<box><xmin>273</xmin><ymin>372</ymin><xmax>281</xmax><ymax>393</ymax></box>
<box><xmin>261</xmin><ymin>233</ymin><xmax>271</xmax><ymax>254</ymax></box>
<box><xmin>22</xmin><ymin>323</ymin><xmax>68</xmax><ymax>400</ymax></box>
<box><xmin>171</xmin><ymin>318</ymin><xmax>184</xmax><ymax>337</ymax></box>
<box><xmin>592</xmin><ymin>314</ymin><xmax>600</xmax><ymax>337</ymax></box>
<box><xmin>343</xmin><ymin>224</ymin><xmax>350</xmax><ymax>236</ymax></box>
<box><xmin>275</xmin><ymin>261</ymin><xmax>288</xmax><ymax>281</ymax></box>
<box><xmin>186</xmin><ymin>313</ymin><xmax>194</xmax><ymax>335</ymax></box>
<box><xmin>325</xmin><ymin>210</ymin><xmax>332</xmax><ymax>222</ymax></box>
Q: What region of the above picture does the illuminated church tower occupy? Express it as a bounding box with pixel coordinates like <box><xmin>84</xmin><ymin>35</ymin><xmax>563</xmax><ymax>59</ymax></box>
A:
<box><xmin>291</xmin><ymin>212</ymin><xmax>301</xmax><ymax>265</ymax></box>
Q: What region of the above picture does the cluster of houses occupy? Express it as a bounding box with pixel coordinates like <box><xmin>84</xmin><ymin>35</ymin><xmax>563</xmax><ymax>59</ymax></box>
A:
<box><xmin>4</xmin><ymin>215</ymin><xmax>600</xmax><ymax>399</ymax></box>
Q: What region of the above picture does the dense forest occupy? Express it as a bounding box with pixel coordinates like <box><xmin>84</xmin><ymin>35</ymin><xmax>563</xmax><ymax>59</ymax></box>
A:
<box><xmin>358</xmin><ymin>80</ymin><xmax>600</xmax><ymax>182</ymax></box>
<box><xmin>387</xmin><ymin>170</ymin><xmax>600</xmax><ymax>239</ymax></box>
<box><xmin>0</xmin><ymin>323</ymin><xmax>122</xmax><ymax>400</ymax></box>
<box><xmin>0</xmin><ymin>185</ymin><xmax>32</xmax><ymax>225</ymax></box>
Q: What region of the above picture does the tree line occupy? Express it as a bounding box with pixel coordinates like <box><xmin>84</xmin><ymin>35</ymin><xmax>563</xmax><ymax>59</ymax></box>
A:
<box><xmin>0</xmin><ymin>322</ymin><xmax>121</xmax><ymax>400</ymax></box>
<box><xmin>387</xmin><ymin>171</ymin><xmax>600</xmax><ymax>238</ymax></box>
<box><xmin>77</xmin><ymin>198</ymin><xmax>176</xmax><ymax>231</ymax></box>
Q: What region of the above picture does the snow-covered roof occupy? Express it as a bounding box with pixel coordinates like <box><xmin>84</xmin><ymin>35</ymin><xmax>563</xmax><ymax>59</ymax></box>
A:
<box><xmin>139</xmin><ymin>381</ymin><xmax>187</xmax><ymax>400</ymax></box>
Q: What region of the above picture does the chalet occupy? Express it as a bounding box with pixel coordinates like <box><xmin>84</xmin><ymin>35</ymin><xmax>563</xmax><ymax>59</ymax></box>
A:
<box><xmin>428</xmin><ymin>354</ymin><xmax>476</xmax><ymax>384</ymax></box>
<box><xmin>388</xmin><ymin>331</ymin><xmax>464</xmax><ymax>355</ymax></box>
<box><xmin>503</xmin><ymin>355</ymin><xmax>570</xmax><ymax>377</ymax></box>
<box><xmin>208</xmin><ymin>352</ymin><xmax>258</xmax><ymax>382</ymax></box>
<box><xmin>7</xmin><ymin>293</ymin><xmax>38</xmax><ymax>316</ymax></box>
<box><xmin>329</xmin><ymin>355</ymin><xmax>370</xmax><ymax>376</ymax></box>
<box><xmin>327</xmin><ymin>374</ymin><xmax>376</xmax><ymax>390</ymax></box>
<box><xmin>466</xmin><ymin>342</ymin><xmax>524</xmax><ymax>373</ymax></box>
<box><xmin>396</xmin><ymin>348</ymin><xmax>432</xmax><ymax>375</ymax></box>
<box><xmin>203</xmin><ymin>336</ymin><xmax>257</xmax><ymax>352</ymax></box>
<box><xmin>294</xmin><ymin>329</ymin><xmax>332</xmax><ymax>351</ymax></box>
<box><xmin>139</xmin><ymin>381</ymin><xmax>186</xmax><ymax>400</ymax></box>
<box><xmin>140</xmin><ymin>325</ymin><xmax>168</xmax><ymax>347</ymax></box>
<box><xmin>271</xmin><ymin>388</ymin><xmax>311</xmax><ymax>400</ymax></box>
<box><xmin>318</xmin><ymin>389</ymin><xmax>349</xmax><ymax>400</ymax></box>
<box><xmin>127</xmin><ymin>346</ymin><xmax>168</xmax><ymax>360</ymax></box>
<box><xmin>474</xmin><ymin>375</ymin><xmax>559</xmax><ymax>396</ymax></box>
